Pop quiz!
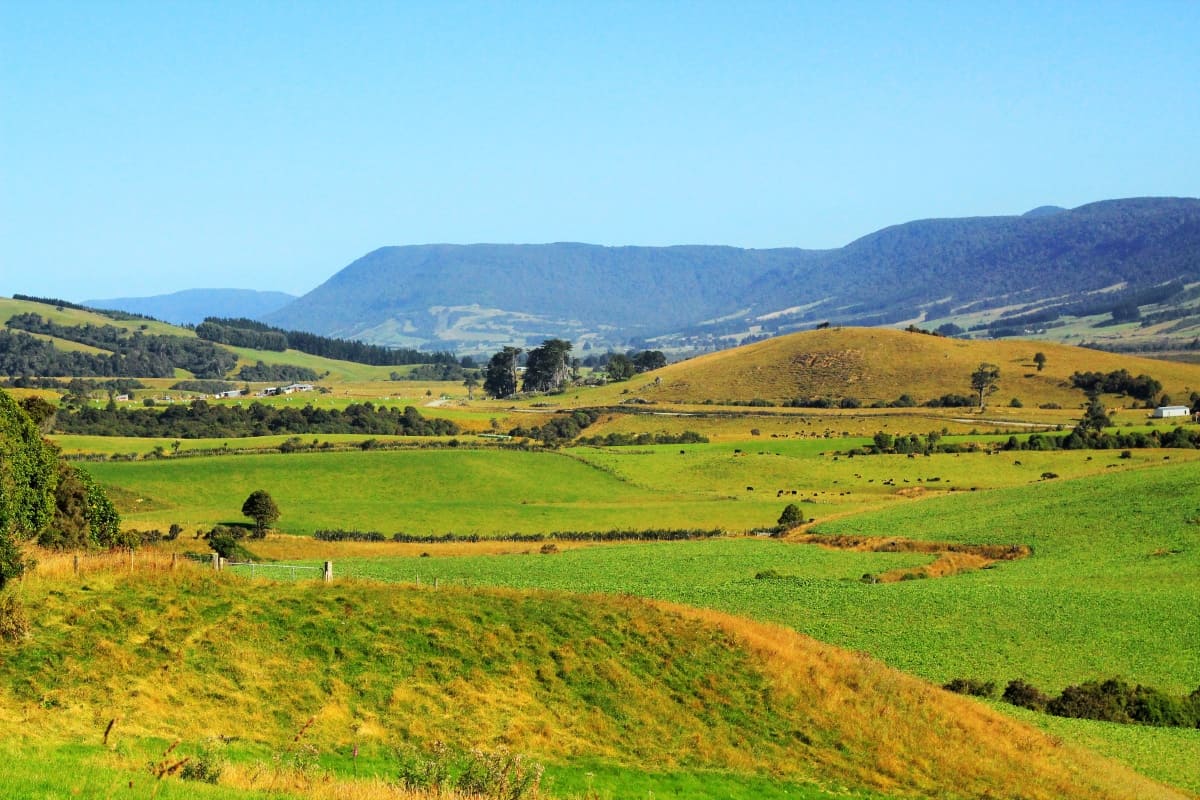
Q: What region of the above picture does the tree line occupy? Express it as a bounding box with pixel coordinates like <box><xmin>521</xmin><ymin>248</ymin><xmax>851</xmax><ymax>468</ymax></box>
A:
<box><xmin>4</xmin><ymin>314</ymin><xmax>237</xmax><ymax>378</ymax></box>
<box><xmin>197</xmin><ymin>317</ymin><xmax>458</xmax><ymax>366</ymax></box>
<box><xmin>56</xmin><ymin>398</ymin><xmax>459</xmax><ymax>439</ymax></box>
<box><xmin>482</xmin><ymin>339</ymin><xmax>668</xmax><ymax>399</ymax></box>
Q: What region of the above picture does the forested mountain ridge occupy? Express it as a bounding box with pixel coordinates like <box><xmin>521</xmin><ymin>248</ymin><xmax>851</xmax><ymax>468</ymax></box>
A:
<box><xmin>113</xmin><ymin>197</ymin><xmax>1200</xmax><ymax>354</ymax></box>
<box><xmin>84</xmin><ymin>288</ymin><xmax>296</xmax><ymax>326</ymax></box>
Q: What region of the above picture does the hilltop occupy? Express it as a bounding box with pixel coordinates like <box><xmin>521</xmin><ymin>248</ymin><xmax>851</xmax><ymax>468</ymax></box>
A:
<box><xmin>260</xmin><ymin>197</ymin><xmax>1200</xmax><ymax>351</ymax></box>
<box><xmin>585</xmin><ymin>326</ymin><xmax>1200</xmax><ymax>408</ymax></box>
<box><xmin>83</xmin><ymin>288</ymin><xmax>297</xmax><ymax>326</ymax></box>
<box><xmin>1</xmin><ymin>566</ymin><xmax>1184</xmax><ymax>800</ymax></box>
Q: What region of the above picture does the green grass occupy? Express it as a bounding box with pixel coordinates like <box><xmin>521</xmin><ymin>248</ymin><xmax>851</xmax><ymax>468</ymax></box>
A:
<box><xmin>80</xmin><ymin>436</ymin><xmax>1200</xmax><ymax>537</ymax></box>
<box><xmin>226</xmin><ymin>345</ymin><xmax>400</xmax><ymax>382</ymax></box>
<box><xmin>1001</xmin><ymin>705</ymin><xmax>1200</xmax><ymax>794</ymax></box>
<box><xmin>0</xmin><ymin>738</ymin><xmax>276</xmax><ymax>799</ymax></box>
<box><xmin>328</xmin><ymin>460</ymin><xmax>1200</xmax><ymax>695</ymax></box>
<box><xmin>83</xmin><ymin>448</ymin><xmax>790</xmax><ymax>534</ymax></box>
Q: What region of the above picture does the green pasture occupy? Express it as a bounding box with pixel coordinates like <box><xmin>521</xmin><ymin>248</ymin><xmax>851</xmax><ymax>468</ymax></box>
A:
<box><xmin>78</xmin><ymin>440</ymin><xmax>1189</xmax><ymax>536</ymax></box>
<box><xmin>226</xmin><ymin>345</ymin><xmax>400</xmax><ymax>382</ymax></box>
<box><xmin>325</xmin><ymin>460</ymin><xmax>1200</xmax><ymax>695</ymax></box>
<box><xmin>83</xmin><ymin>448</ymin><xmax>791</xmax><ymax>534</ymax></box>
<box><xmin>1004</xmin><ymin>705</ymin><xmax>1200</xmax><ymax>794</ymax></box>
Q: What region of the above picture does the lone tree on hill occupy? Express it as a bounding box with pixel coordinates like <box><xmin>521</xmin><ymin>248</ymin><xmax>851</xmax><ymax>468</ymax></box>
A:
<box><xmin>483</xmin><ymin>347</ymin><xmax>522</xmax><ymax>399</ymax></box>
<box><xmin>970</xmin><ymin>363</ymin><xmax>1001</xmax><ymax>410</ymax></box>
<box><xmin>1033</xmin><ymin>352</ymin><xmax>1047</xmax><ymax>371</ymax></box>
<box><xmin>241</xmin><ymin>489</ymin><xmax>280</xmax><ymax>539</ymax></box>
<box><xmin>777</xmin><ymin>503</ymin><xmax>804</xmax><ymax>530</ymax></box>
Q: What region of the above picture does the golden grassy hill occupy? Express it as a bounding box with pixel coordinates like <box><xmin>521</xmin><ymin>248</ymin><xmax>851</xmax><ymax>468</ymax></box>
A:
<box><xmin>0</xmin><ymin>560</ymin><xmax>1188</xmax><ymax>800</ymax></box>
<box><xmin>587</xmin><ymin>327</ymin><xmax>1200</xmax><ymax>408</ymax></box>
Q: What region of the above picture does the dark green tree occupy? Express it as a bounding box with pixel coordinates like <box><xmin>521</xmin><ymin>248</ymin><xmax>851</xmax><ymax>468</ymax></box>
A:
<box><xmin>463</xmin><ymin>375</ymin><xmax>479</xmax><ymax>400</ymax></box>
<box><xmin>632</xmin><ymin>350</ymin><xmax>667</xmax><ymax>372</ymax></box>
<box><xmin>777</xmin><ymin>503</ymin><xmax>804</xmax><ymax>529</ymax></box>
<box><xmin>483</xmin><ymin>347</ymin><xmax>522</xmax><ymax>399</ymax></box>
<box><xmin>522</xmin><ymin>339</ymin><xmax>573</xmax><ymax>393</ymax></box>
<box><xmin>1033</xmin><ymin>352</ymin><xmax>1047</xmax><ymax>372</ymax></box>
<box><xmin>970</xmin><ymin>363</ymin><xmax>1001</xmax><ymax>410</ymax></box>
<box><xmin>0</xmin><ymin>390</ymin><xmax>58</xmax><ymax>588</ymax></box>
<box><xmin>1076</xmin><ymin>398</ymin><xmax>1112</xmax><ymax>434</ymax></box>
<box><xmin>241</xmin><ymin>490</ymin><xmax>280</xmax><ymax>539</ymax></box>
<box><xmin>606</xmin><ymin>354</ymin><xmax>635</xmax><ymax>381</ymax></box>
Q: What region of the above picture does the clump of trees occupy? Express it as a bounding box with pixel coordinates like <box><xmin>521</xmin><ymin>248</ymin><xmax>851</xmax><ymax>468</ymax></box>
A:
<box><xmin>197</xmin><ymin>317</ymin><xmax>458</xmax><ymax>366</ymax></box>
<box><xmin>4</xmin><ymin>313</ymin><xmax>238</xmax><ymax>378</ymax></box>
<box><xmin>1070</xmin><ymin>369</ymin><xmax>1162</xmax><ymax>404</ymax></box>
<box><xmin>521</xmin><ymin>339</ymin><xmax>573</xmax><ymax>393</ymax></box>
<box><xmin>945</xmin><ymin>675</ymin><xmax>1200</xmax><ymax>728</ymax></box>
<box><xmin>57</xmin><ymin>399</ymin><xmax>460</xmax><ymax>439</ymax></box>
<box><xmin>483</xmin><ymin>347</ymin><xmax>522</xmax><ymax>399</ymax></box>
<box><xmin>1</xmin><ymin>389</ymin><xmax>122</xmax><ymax>589</ymax></box>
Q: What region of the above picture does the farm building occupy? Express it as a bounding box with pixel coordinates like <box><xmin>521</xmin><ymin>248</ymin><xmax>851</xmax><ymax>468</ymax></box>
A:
<box><xmin>1150</xmin><ymin>405</ymin><xmax>1191</xmax><ymax>419</ymax></box>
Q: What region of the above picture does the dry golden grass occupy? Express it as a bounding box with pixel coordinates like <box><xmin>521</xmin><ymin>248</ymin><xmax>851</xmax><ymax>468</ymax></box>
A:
<box><xmin>667</xmin><ymin>603</ymin><xmax>1190</xmax><ymax>800</ymax></box>
<box><xmin>575</xmin><ymin>327</ymin><xmax>1200</xmax><ymax>408</ymax></box>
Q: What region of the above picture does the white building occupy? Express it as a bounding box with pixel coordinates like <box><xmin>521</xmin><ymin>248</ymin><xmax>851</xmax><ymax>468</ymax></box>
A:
<box><xmin>1150</xmin><ymin>405</ymin><xmax>1191</xmax><ymax>419</ymax></box>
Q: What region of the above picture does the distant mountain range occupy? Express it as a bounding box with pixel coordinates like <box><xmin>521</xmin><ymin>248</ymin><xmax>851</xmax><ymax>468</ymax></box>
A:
<box><xmin>96</xmin><ymin>198</ymin><xmax>1200</xmax><ymax>353</ymax></box>
<box><xmin>84</xmin><ymin>289</ymin><xmax>296</xmax><ymax>326</ymax></box>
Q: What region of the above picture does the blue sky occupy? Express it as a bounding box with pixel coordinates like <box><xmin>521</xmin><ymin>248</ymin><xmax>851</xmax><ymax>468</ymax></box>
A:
<box><xmin>2</xmin><ymin>1</ymin><xmax>1197</xmax><ymax>300</ymax></box>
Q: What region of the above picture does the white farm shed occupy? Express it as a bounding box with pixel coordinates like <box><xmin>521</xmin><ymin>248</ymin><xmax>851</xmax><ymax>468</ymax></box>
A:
<box><xmin>1150</xmin><ymin>406</ymin><xmax>1191</xmax><ymax>419</ymax></box>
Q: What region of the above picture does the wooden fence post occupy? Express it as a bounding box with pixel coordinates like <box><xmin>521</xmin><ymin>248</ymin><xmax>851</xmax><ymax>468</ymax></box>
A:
<box><xmin>212</xmin><ymin>552</ymin><xmax>219</xmax><ymax>571</ymax></box>
<box><xmin>323</xmin><ymin>561</ymin><xmax>333</xmax><ymax>582</ymax></box>
<box><xmin>171</xmin><ymin>552</ymin><xmax>177</xmax><ymax>570</ymax></box>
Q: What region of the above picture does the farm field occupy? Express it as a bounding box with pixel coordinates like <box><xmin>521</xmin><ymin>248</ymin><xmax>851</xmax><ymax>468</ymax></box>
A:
<box><xmin>330</xmin><ymin>460</ymin><xmax>1200</xmax><ymax>693</ymax></box>
<box><xmin>80</xmin><ymin>439</ymin><xmax>1200</xmax><ymax>537</ymax></box>
<box><xmin>8</xmin><ymin>323</ymin><xmax>1200</xmax><ymax>798</ymax></box>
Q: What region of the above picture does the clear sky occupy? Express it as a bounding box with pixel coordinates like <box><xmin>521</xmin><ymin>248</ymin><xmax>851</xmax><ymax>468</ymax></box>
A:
<box><xmin>2</xmin><ymin>1</ymin><xmax>1197</xmax><ymax>301</ymax></box>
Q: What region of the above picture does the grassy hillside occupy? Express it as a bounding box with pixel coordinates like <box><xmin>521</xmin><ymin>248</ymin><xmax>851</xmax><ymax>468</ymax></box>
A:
<box><xmin>0</xmin><ymin>566</ymin><xmax>1186</xmax><ymax>800</ymax></box>
<box><xmin>584</xmin><ymin>327</ymin><xmax>1200</xmax><ymax>407</ymax></box>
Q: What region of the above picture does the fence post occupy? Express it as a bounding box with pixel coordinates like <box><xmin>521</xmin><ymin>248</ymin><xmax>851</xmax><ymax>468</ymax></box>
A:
<box><xmin>323</xmin><ymin>561</ymin><xmax>333</xmax><ymax>582</ymax></box>
<box><xmin>73</xmin><ymin>554</ymin><xmax>80</xmax><ymax>576</ymax></box>
<box><xmin>212</xmin><ymin>552</ymin><xmax>219</xmax><ymax>571</ymax></box>
<box><xmin>171</xmin><ymin>552</ymin><xmax>177</xmax><ymax>570</ymax></box>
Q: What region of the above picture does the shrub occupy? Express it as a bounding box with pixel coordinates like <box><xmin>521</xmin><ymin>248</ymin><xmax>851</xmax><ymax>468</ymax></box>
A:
<box><xmin>0</xmin><ymin>593</ymin><xmax>29</xmax><ymax>642</ymax></box>
<box><xmin>943</xmin><ymin>678</ymin><xmax>998</xmax><ymax>698</ymax></box>
<box><xmin>1002</xmin><ymin>679</ymin><xmax>1050</xmax><ymax>711</ymax></box>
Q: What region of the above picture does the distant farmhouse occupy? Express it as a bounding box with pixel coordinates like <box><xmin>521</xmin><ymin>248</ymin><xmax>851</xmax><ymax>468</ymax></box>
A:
<box><xmin>214</xmin><ymin>389</ymin><xmax>244</xmax><ymax>399</ymax></box>
<box><xmin>1150</xmin><ymin>405</ymin><xmax>1191</xmax><ymax>419</ymax></box>
<box><xmin>260</xmin><ymin>383</ymin><xmax>315</xmax><ymax>397</ymax></box>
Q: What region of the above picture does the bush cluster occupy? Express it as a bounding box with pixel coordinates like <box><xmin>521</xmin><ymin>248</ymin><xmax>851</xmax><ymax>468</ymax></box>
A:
<box><xmin>945</xmin><ymin>676</ymin><xmax>1200</xmax><ymax>727</ymax></box>
<box><xmin>313</xmin><ymin>528</ymin><xmax>725</xmax><ymax>544</ymax></box>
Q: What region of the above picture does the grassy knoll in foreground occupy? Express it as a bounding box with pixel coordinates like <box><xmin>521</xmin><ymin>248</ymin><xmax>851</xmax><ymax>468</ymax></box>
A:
<box><xmin>0</xmin><ymin>567</ymin><xmax>1184</xmax><ymax>800</ymax></box>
